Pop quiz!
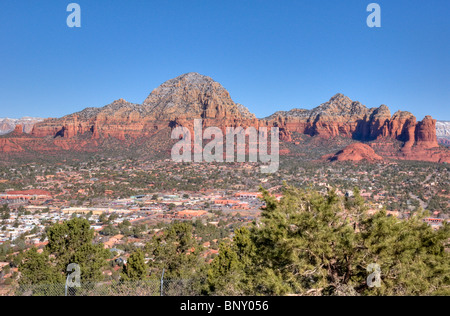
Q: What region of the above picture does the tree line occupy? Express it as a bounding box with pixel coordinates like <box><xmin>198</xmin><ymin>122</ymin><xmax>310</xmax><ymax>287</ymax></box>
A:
<box><xmin>17</xmin><ymin>186</ymin><xmax>449</xmax><ymax>296</ymax></box>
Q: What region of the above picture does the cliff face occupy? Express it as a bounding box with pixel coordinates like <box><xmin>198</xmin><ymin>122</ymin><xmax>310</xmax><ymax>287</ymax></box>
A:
<box><xmin>31</xmin><ymin>73</ymin><xmax>258</xmax><ymax>142</ymax></box>
<box><xmin>0</xmin><ymin>117</ymin><xmax>44</xmax><ymax>135</ymax></box>
<box><xmin>2</xmin><ymin>73</ymin><xmax>449</xmax><ymax>163</ymax></box>
<box><xmin>414</xmin><ymin>116</ymin><xmax>439</xmax><ymax>149</ymax></box>
<box><xmin>262</xmin><ymin>94</ymin><xmax>440</xmax><ymax>151</ymax></box>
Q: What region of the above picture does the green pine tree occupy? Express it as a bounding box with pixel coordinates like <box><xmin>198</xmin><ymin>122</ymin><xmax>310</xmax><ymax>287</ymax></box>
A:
<box><xmin>207</xmin><ymin>186</ymin><xmax>450</xmax><ymax>296</ymax></box>
<box><xmin>121</xmin><ymin>249</ymin><xmax>148</xmax><ymax>281</ymax></box>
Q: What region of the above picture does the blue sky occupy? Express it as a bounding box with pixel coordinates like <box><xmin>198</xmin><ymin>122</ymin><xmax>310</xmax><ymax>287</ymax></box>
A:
<box><xmin>0</xmin><ymin>0</ymin><xmax>449</xmax><ymax>120</ymax></box>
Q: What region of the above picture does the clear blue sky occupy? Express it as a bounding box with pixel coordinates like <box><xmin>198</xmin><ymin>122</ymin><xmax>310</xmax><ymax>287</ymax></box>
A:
<box><xmin>0</xmin><ymin>0</ymin><xmax>449</xmax><ymax>120</ymax></box>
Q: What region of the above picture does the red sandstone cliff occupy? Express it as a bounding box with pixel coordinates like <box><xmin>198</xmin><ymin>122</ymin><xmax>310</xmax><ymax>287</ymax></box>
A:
<box><xmin>1</xmin><ymin>73</ymin><xmax>449</xmax><ymax>163</ymax></box>
<box><xmin>31</xmin><ymin>73</ymin><xmax>259</xmax><ymax>142</ymax></box>
<box><xmin>325</xmin><ymin>143</ymin><xmax>383</xmax><ymax>162</ymax></box>
<box><xmin>262</xmin><ymin>94</ymin><xmax>440</xmax><ymax>151</ymax></box>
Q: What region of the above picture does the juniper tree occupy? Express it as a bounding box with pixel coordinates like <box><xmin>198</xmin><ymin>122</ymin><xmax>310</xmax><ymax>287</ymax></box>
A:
<box><xmin>20</xmin><ymin>218</ymin><xmax>109</xmax><ymax>284</ymax></box>
<box><xmin>146</xmin><ymin>222</ymin><xmax>204</xmax><ymax>280</ymax></box>
<box><xmin>121</xmin><ymin>249</ymin><xmax>148</xmax><ymax>281</ymax></box>
<box><xmin>207</xmin><ymin>186</ymin><xmax>450</xmax><ymax>296</ymax></box>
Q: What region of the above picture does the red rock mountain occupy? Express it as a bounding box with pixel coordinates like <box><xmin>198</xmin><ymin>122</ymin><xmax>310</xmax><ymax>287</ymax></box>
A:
<box><xmin>30</xmin><ymin>73</ymin><xmax>258</xmax><ymax>141</ymax></box>
<box><xmin>262</xmin><ymin>93</ymin><xmax>439</xmax><ymax>148</ymax></box>
<box><xmin>0</xmin><ymin>117</ymin><xmax>44</xmax><ymax>135</ymax></box>
<box><xmin>0</xmin><ymin>73</ymin><xmax>448</xmax><ymax>163</ymax></box>
<box><xmin>325</xmin><ymin>143</ymin><xmax>383</xmax><ymax>162</ymax></box>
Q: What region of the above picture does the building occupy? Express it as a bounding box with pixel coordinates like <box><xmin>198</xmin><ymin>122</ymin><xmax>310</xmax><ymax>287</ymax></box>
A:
<box><xmin>214</xmin><ymin>199</ymin><xmax>240</xmax><ymax>205</ymax></box>
<box><xmin>234</xmin><ymin>192</ymin><xmax>262</xmax><ymax>199</ymax></box>
<box><xmin>173</xmin><ymin>210</ymin><xmax>208</xmax><ymax>219</ymax></box>
<box><xmin>62</xmin><ymin>207</ymin><xmax>131</xmax><ymax>215</ymax></box>
<box><xmin>0</xmin><ymin>190</ymin><xmax>52</xmax><ymax>202</ymax></box>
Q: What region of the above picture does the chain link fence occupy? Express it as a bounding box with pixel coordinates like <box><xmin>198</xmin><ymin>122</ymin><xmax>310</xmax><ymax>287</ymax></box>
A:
<box><xmin>12</xmin><ymin>278</ymin><xmax>206</xmax><ymax>296</ymax></box>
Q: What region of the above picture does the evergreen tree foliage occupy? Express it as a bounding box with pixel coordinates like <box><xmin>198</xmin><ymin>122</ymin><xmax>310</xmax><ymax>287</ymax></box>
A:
<box><xmin>206</xmin><ymin>186</ymin><xmax>450</xmax><ymax>296</ymax></box>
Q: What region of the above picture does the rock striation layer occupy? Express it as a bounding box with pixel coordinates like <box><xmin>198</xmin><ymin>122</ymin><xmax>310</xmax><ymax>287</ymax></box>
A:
<box><xmin>1</xmin><ymin>73</ymin><xmax>448</xmax><ymax>163</ymax></box>
<box><xmin>262</xmin><ymin>93</ymin><xmax>439</xmax><ymax>150</ymax></box>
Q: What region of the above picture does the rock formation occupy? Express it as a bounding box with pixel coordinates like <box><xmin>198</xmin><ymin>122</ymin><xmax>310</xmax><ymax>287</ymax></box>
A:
<box><xmin>0</xmin><ymin>117</ymin><xmax>44</xmax><ymax>135</ymax></box>
<box><xmin>262</xmin><ymin>94</ymin><xmax>440</xmax><ymax>151</ymax></box>
<box><xmin>0</xmin><ymin>73</ymin><xmax>448</xmax><ymax>163</ymax></box>
<box><xmin>31</xmin><ymin>73</ymin><xmax>258</xmax><ymax>142</ymax></box>
<box><xmin>325</xmin><ymin>143</ymin><xmax>383</xmax><ymax>162</ymax></box>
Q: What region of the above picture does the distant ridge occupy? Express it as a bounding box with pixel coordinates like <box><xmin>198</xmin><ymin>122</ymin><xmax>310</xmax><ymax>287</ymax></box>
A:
<box><xmin>436</xmin><ymin>121</ymin><xmax>450</xmax><ymax>146</ymax></box>
<box><xmin>0</xmin><ymin>73</ymin><xmax>449</xmax><ymax>163</ymax></box>
<box><xmin>0</xmin><ymin>117</ymin><xmax>44</xmax><ymax>135</ymax></box>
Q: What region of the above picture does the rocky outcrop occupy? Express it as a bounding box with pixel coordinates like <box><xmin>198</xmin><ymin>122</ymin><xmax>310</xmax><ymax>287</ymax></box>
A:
<box><xmin>143</xmin><ymin>73</ymin><xmax>256</xmax><ymax>121</ymax></box>
<box><xmin>13</xmin><ymin>125</ymin><xmax>23</xmax><ymax>134</ymax></box>
<box><xmin>386</xmin><ymin>111</ymin><xmax>417</xmax><ymax>148</ymax></box>
<box><xmin>0</xmin><ymin>138</ymin><xmax>25</xmax><ymax>153</ymax></box>
<box><xmin>1</xmin><ymin>73</ymin><xmax>449</xmax><ymax>164</ymax></box>
<box><xmin>263</xmin><ymin>94</ymin><xmax>392</xmax><ymax>140</ymax></box>
<box><xmin>325</xmin><ymin>143</ymin><xmax>383</xmax><ymax>162</ymax></box>
<box><xmin>263</xmin><ymin>94</ymin><xmax>441</xmax><ymax>153</ymax></box>
<box><xmin>0</xmin><ymin>117</ymin><xmax>44</xmax><ymax>135</ymax></box>
<box><xmin>31</xmin><ymin>73</ymin><xmax>259</xmax><ymax>144</ymax></box>
<box><xmin>414</xmin><ymin>116</ymin><xmax>439</xmax><ymax>149</ymax></box>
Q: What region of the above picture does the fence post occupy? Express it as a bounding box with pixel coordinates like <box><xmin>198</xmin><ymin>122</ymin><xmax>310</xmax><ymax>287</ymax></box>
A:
<box><xmin>65</xmin><ymin>275</ymin><xmax>69</xmax><ymax>297</ymax></box>
<box><xmin>160</xmin><ymin>268</ymin><xmax>165</xmax><ymax>296</ymax></box>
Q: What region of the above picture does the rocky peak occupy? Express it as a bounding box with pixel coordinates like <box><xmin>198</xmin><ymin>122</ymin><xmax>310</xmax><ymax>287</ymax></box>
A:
<box><xmin>67</xmin><ymin>98</ymin><xmax>142</xmax><ymax>120</ymax></box>
<box><xmin>264</xmin><ymin>108</ymin><xmax>310</xmax><ymax>120</ymax></box>
<box><xmin>329</xmin><ymin>93</ymin><xmax>353</xmax><ymax>105</ymax></box>
<box><xmin>311</xmin><ymin>94</ymin><xmax>368</xmax><ymax>119</ymax></box>
<box><xmin>104</xmin><ymin>98</ymin><xmax>137</xmax><ymax>111</ymax></box>
<box><xmin>112</xmin><ymin>98</ymin><xmax>128</xmax><ymax>105</ymax></box>
<box><xmin>236</xmin><ymin>103</ymin><xmax>256</xmax><ymax>119</ymax></box>
<box><xmin>142</xmin><ymin>72</ymin><xmax>253</xmax><ymax>120</ymax></box>
<box><xmin>318</xmin><ymin>93</ymin><xmax>353</xmax><ymax>111</ymax></box>
<box><xmin>370</xmin><ymin>104</ymin><xmax>391</xmax><ymax>120</ymax></box>
<box><xmin>3</xmin><ymin>76</ymin><xmax>447</xmax><ymax>164</ymax></box>
<box><xmin>143</xmin><ymin>73</ymin><xmax>226</xmax><ymax>104</ymax></box>
<box><xmin>376</xmin><ymin>104</ymin><xmax>390</xmax><ymax>114</ymax></box>
<box><xmin>392</xmin><ymin>111</ymin><xmax>415</xmax><ymax>120</ymax></box>
<box><xmin>174</xmin><ymin>72</ymin><xmax>218</xmax><ymax>86</ymax></box>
